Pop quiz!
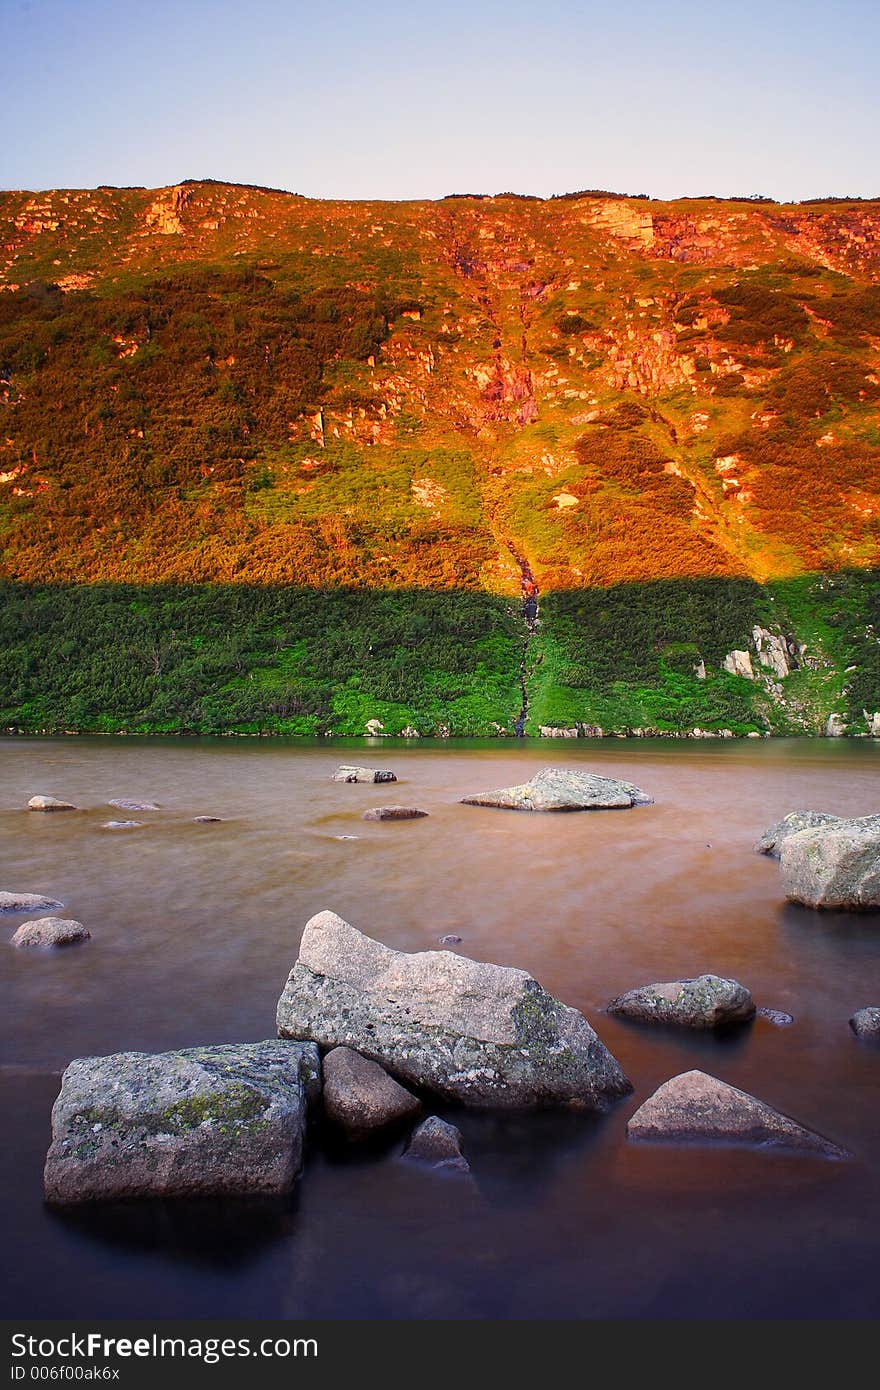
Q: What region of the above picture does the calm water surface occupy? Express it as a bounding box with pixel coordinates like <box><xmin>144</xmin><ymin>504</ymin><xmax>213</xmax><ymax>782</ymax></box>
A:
<box><xmin>1</xmin><ymin>736</ymin><xmax>879</xmax><ymax>1318</ymax></box>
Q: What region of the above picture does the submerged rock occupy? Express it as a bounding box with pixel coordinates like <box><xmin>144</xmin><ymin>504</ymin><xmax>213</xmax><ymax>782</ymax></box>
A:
<box><xmin>780</xmin><ymin>821</ymin><xmax>880</xmax><ymax>910</ymax></box>
<box><xmin>28</xmin><ymin>796</ymin><xmax>78</xmax><ymax>813</ymax></box>
<box><xmin>439</xmin><ymin>934</ymin><xmax>462</xmax><ymax>946</ymax></box>
<box><xmin>403</xmin><ymin>1116</ymin><xmax>469</xmax><ymax>1173</ymax></box>
<box><xmin>0</xmin><ymin>891</ymin><xmax>64</xmax><ymax>913</ymax></box>
<box><xmin>756</xmin><ymin>810</ymin><xmax>844</xmax><ymax>857</ymax></box>
<box><xmin>607</xmin><ymin>975</ymin><xmax>755</xmax><ymax>1029</ymax></box>
<box><xmin>101</xmin><ymin>820</ymin><xmax>142</xmax><ymax>830</ymax></box>
<box><xmin>460</xmin><ymin>766</ymin><xmax>653</xmax><ymax>812</ymax></box>
<box><xmin>276</xmin><ymin>910</ymin><xmax>631</xmax><ymax>1110</ymax></box>
<box><xmin>43</xmin><ymin>1040</ymin><xmax>320</xmax><ymax>1204</ymax></box>
<box><xmin>362</xmin><ymin>806</ymin><xmax>428</xmax><ymax>821</ymax></box>
<box><xmin>850</xmin><ymin>1007</ymin><xmax>880</xmax><ymax>1041</ymax></box>
<box><xmin>332</xmin><ymin>766</ymin><xmax>397</xmax><ymax>784</ymax></box>
<box><xmin>627</xmin><ymin>1070</ymin><xmax>848</xmax><ymax>1158</ymax></box>
<box><xmin>757</xmin><ymin>1007</ymin><xmax>795</xmax><ymax>1027</ymax></box>
<box><xmin>108</xmin><ymin>799</ymin><xmax>160</xmax><ymax>812</ymax></box>
<box><xmin>11</xmin><ymin>917</ymin><xmax>90</xmax><ymax>949</ymax></box>
<box><xmin>193</xmin><ymin>816</ymin><xmax>222</xmax><ymax>823</ymax></box>
<box><xmin>322</xmin><ymin>1046</ymin><xmax>421</xmax><ymax>1136</ymax></box>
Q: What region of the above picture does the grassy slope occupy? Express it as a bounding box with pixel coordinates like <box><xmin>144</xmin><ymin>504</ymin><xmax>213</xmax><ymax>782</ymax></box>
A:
<box><xmin>1</xmin><ymin>184</ymin><xmax>879</xmax><ymax>734</ymax></box>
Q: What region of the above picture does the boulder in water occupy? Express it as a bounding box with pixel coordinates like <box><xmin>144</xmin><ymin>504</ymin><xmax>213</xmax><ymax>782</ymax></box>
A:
<box><xmin>460</xmin><ymin>766</ymin><xmax>652</xmax><ymax>812</ymax></box>
<box><xmin>322</xmin><ymin>1047</ymin><xmax>421</xmax><ymax>1136</ymax></box>
<box><xmin>403</xmin><ymin>1116</ymin><xmax>469</xmax><ymax>1173</ymax></box>
<box><xmin>332</xmin><ymin>766</ymin><xmax>397</xmax><ymax>784</ymax></box>
<box><xmin>756</xmin><ymin>810</ymin><xmax>854</xmax><ymax>857</ymax></box>
<box><xmin>43</xmin><ymin>1041</ymin><xmax>320</xmax><ymax>1203</ymax></box>
<box><xmin>607</xmin><ymin>975</ymin><xmax>755</xmax><ymax>1029</ymax></box>
<box><xmin>11</xmin><ymin>917</ymin><xmax>90</xmax><ymax>949</ymax></box>
<box><xmin>850</xmin><ymin>1007</ymin><xmax>880</xmax><ymax>1041</ymax></box>
<box><xmin>627</xmin><ymin>1070</ymin><xmax>848</xmax><ymax>1158</ymax></box>
<box><xmin>276</xmin><ymin>910</ymin><xmax>631</xmax><ymax>1110</ymax></box>
<box><xmin>362</xmin><ymin>806</ymin><xmax>428</xmax><ymax>821</ymax></box>
<box><xmin>780</xmin><ymin>821</ymin><xmax>880</xmax><ymax>909</ymax></box>
<box><xmin>0</xmin><ymin>891</ymin><xmax>64</xmax><ymax>913</ymax></box>
<box><xmin>108</xmin><ymin>799</ymin><xmax>160</xmax><ymax>812</ymax></box>
<box><xmin>28</xmin><ymin>796</ymin><xmax>78</xmax><ymax>813</ymax></box>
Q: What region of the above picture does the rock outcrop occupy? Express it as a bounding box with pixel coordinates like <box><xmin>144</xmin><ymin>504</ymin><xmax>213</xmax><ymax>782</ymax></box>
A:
<box><xmin>43</xmin><ymin>1041</ymin><xmax>320</xmax><ymax>1203</ymax></box>
<box><xmin>756</xmin><ymin>810</ymin><xmax>844</xmax><ymax>857</ymax></box>
<box><xmin>850</xmin><ymin>1007</ymin><xmax>880</xmax><ymax>1041</ymax></box>
<box><xmin>321</xmin><ymin>1046</ymin><xmax>421</xmax><ymax>1136</ymax></box>
<box><xmin>277</xmin><ymin>911</ymin><xmax>631</xmax><ymax>1109</ymax></box>
<box><xmin>11</xmin><ymin>917</ymin><xmax>90</xmax><ymax>948</ymax></box>
<box><xmin>607</xmin><ymin>975</ymin><xmax>755</xmax><ymax>1029</ymax></box>
<box><xmin>627</xmin><ymin>1070</ymin><xmax>848</xmax><ymax>1158</ymax></box>
<box><xmin>332</xmin><ymin>766</ymin><xmax>397</xmax><ymax>784</ymax></box>
<box><xmin>362</xmin><ymin>806</ymin><xmax>428</xmax><ymax>821</ymax></box>
<box><xmin>403</xmin><ymin>1116</ymin><xmax>469</xmax><ymax>1173</ymax></box>
<box><xmin>461</xmin><ymin>766</ymin><xmax>652</xmax><ymax>812</ymax></box>
<box><xmin>28</xmin><ymin>796</ymin><xmax>78</xmax><ymax>812</ymax></box>
<box><xmin>0</xmin><ymin>891</ymin><xmax>64</xmax><ymax>912</ymax></box>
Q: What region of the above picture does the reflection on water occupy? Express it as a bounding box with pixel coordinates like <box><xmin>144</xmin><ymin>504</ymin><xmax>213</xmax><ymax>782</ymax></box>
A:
<box><xmin>1</xmin><ymin>736</ymin><xmax>879</xmax><ymax>1318</ymax></box>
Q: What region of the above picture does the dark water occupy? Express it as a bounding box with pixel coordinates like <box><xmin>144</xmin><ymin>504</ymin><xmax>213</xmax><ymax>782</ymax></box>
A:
<box><xmin>1</xmin><ymin>736</ymin><xmax>879</xmax><ymax>1319</ymax></box>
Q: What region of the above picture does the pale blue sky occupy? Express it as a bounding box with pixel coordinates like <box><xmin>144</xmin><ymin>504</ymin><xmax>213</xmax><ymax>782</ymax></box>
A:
<box><xmin>2</xmin><ymin>0</ymin><xmax>878</xmax><ymax>199</ymax></box>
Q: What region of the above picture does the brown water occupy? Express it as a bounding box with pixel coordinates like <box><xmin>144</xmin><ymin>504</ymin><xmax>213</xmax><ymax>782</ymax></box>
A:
<box><xmin>1</xmin><ymin>736</ymin><xmax>879</xmax><ymax>1319</ymax></box>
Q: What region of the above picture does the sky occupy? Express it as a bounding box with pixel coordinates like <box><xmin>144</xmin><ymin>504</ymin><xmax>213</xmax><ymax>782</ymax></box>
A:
<box><xmin>2</xmin><ymin>0</ymin><xmax>878</xmax><ymax>201</ymax></box>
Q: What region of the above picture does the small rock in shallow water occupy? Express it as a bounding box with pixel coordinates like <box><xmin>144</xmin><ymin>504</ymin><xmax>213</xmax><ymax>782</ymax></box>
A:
<box><xmin>28</xmin><ymin>796</ymin><xmax>78</xmax><ymax>813</ymax></box>
<box><xmin>757</xmin><ymin>1007</ymin><xmax>795</xmax><ymax>1027</ymax></box>
<box><xmin>108</xmin><ymin>799</ymin><xmax>160</xmax><ymax>812</ymax></box>
<box><xmin>101</xmin><ymin>820</ymin><xmax>142</xmax><ymax>830</ymax></box>
<box><xmin>607</xmin><ymin>975</ymin><xmax>755</xmax><ymax>1029</ymax></box>
<box><xmin>0</xmin><ymin>892</ymin><xmax>64</xmax><ymax>913</ymax></box>
<box><xmin>438</xmin><ymin>934</ymin><xmax>462</xmax><ymax>946</ymax></box>
<box><xmin>322</xmin><ymin>1046</ymin><xmax>421</xmax><ymax>1137</ymax></box>
<box><xmin>362</xmin><ymin>806</ymin><xmax>428</xmax><ymax>821</ymax></box>
<box><xmin>193</xmin><ymin>816</ymin><xmax>222</xmax><ymax>823</ymax></box>
<box><xmin>461</xmin><ymin>766</ymin><xmax>652</xmax><ymax>812</ymax></box>
<box><xmin>11</xmin><ymin>917</ymin><xmax>90</xmax><ymax>949</ymax></box>
<box><xmin>403</xmin><ymin>1116</ymin><xmax>469</xmax><ymax>1173</ymax></box>
<box><xmin>43</xmin><ymin>1040</ymin><xmax>320</xmax><ymax>1203</ymax></box>
<box><xmin>850</xmin><ymin>1007</ymin><xmax>880</xmax><ymax>1041</ymax></box>
<box><xmin>332</xmin><ymin>766</ymin><xmax>397</xmax><ymax>784</ymax></box>
<box><xmin>627</xmin><ymin>1070</ymin><xmax>848</xmax><ymax>1158</ymax></box>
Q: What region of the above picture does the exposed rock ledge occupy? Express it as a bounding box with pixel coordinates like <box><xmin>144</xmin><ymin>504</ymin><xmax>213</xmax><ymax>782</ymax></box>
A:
<box><xmin>277</xmin><ymin>910</ymin><xmax>631</xmax><ymax>1110</ymax></box>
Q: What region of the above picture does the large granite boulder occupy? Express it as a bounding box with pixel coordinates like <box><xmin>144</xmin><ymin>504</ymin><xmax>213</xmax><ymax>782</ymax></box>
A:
<box><xmin>850</xmin><ymin>1007</ymin><xmax>880</xmax><ymax>1041</ymax></box>
<box><xmin>11</xmin><ymin>917</ymin><xmax>90</xmax><ymax>949</ymax></box>
<box><xmin>332</xmin><ymin>766</ymin><xmax>397</xmax><ymax>784</ymax></box>
<box><xmin>0</xmin><ymin>891</ymin><xmax>64</xmax><ymax>913</ymax></box>
<box><xmin>607</xmin><ymin>975</ymin><xmax>755</xmax><ymax>1029</ymax></box>
<box><xmin>627</xmin><ymin>1070</ymin><xmax>848</xmax><ymax>1158</ymax></box>
<box><xmin>276</xmin><ymin>911</ymin><xmax>631</xmax><ymax>1110</ymax></box>
<box><xmin>779</xmin><ymin>821</ymin><xmax>880</xmax><ymax>909</ymax></box>
<box><xmin>43</xmin><ymin>1041</ymin><xmax>321</xmax><ymax>1203</ymax></box>
<box><xmin>322</xmin><ymin>1046</ymin><xmax>421</xmax><ymax>1136</ymax></box>
<box><xmin>28</xmin><ymin>795</ymin><xmax>78</xmax><ymax>812</ymax></box>
<box><xmin>756</xmin><ymin>810</ymin><xmax>843</xmax><ymax>857</ymax></box>
<box><xmin>403</xmin><ymin>1116</ymin><xmax>469</xmax><ymax>1173</ymax></box>
<box><xmin>461</xmin><ymin>766</ymin><xmax>652</xmax><ymax>812</ymax></box>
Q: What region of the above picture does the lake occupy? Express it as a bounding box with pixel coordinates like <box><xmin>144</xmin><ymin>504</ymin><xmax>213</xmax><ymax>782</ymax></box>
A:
<box><xmin>1</xmin><ymin>735</ymin><xmax>879</xmax><ymax>1318</ymax></box>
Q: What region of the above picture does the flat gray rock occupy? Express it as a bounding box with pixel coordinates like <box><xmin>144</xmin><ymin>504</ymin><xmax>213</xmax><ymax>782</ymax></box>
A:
<box><xmin>332</xmin><ymin>766</ymin><xmax>397</xmax><ymax>784</ymax></box>
<box><xmin>362</xmin><ymin>806</ymin><xmax>428</xmax><ymax>821</ymax></box>
<box><xmin>322</xmin><ymin>1046</ymin><xmax>421</xmax><ymax>1136</ymax></box>
<box><xmin>43</xmin><ymin>1040</ymin><xmax>320</xmax><ymax>1203</ymax></box>
<box><xmin>850</xmin><ymin>1007</ymin><xmax>880</xmax><ymax>1040</ymax></box>
<box><xmin>28</xmin><ymin>795</ymin><xmax>78</xmax><ymax>812</ymax></box>
<box><xmin>0</xmin><ymin>892</ymin><xmax>64</xmax><ymax>913</ymax></box>
<box><xmin>108</xmin><ymin>799</ymin><xmax>160</xmax><ymax>812</ymax></box>
<box><xmin>757</xmin><ymin>1007</ymin><xmax>795</xmax><ymax>1027</ymax></box>
<box><xmin>101</xmin><ymin>820</ymin><xmax>142</xmax><ymax>830</ymax></box>
<box><xmin>277</xmin><ymin>910</ymin><xmax>631</xmax><ymax>1110</ymax></box>
<box><xmin>756</xmin><ymin>810</ymin><xmax>844</xmax><ymax>857</ymax></box>
<box><xmin>403</xmin><ymin>1115</ymin><xmax>469</xmax><ymax>1173</ymax></box>
<box><xmin>780</xmin><ymin>821</ymin><xmax>880</xmax><ymax>909</ymax></box>
<box><xmin>11</xmin><ymin>917</ymin><xmax>90</xmax><ymax>949</ymax></box>
<box><xmin>627</xmin><ymin>1070</ymin><xmax>848</xmax><ymax>1158</ymax></box>
<box><xmin>608</xmin><ymin>975</ymin><xmax>755</xmax><ymax>1029</ymax></box>
<box><xmin>461</xmin><ymin>766</ymin><xmax>652</xmax><ymax>812</ymax></box>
